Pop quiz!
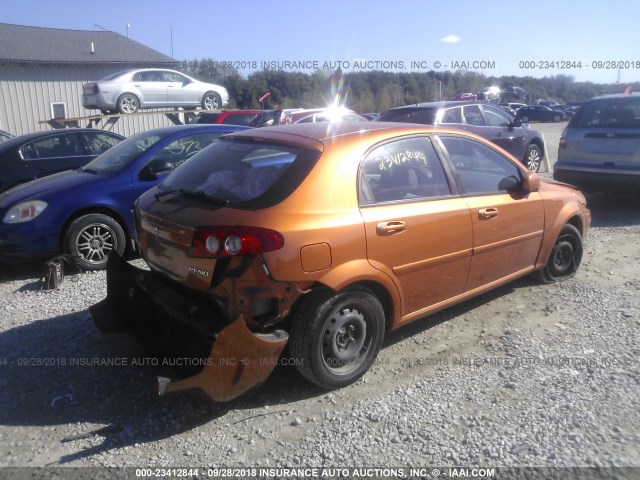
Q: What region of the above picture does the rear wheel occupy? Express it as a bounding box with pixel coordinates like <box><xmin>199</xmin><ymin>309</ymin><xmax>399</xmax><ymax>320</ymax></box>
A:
<box><xmin>202</xmin><ymin>92</ymin><xmax>222</xmax><ymax>110</ymax></box>
<box><xmin>63</xmin><ymin>213</ymin><xmax>126</xmax><ymax>271</ymax></box>
<box><xmin>289</xmin><ymin>287</ymin><xmax>385</xmax><ymax>389</ymax></box>
<box><xmin>524</xmin><ymin>144</ymin><xmax>542</xmax><ymax>172</ymax></box>
<box><xmin>117</xmin><ymin>93</ymin><xmax>140</xmax><ymax>114</ymax></box>
<box><xmin>535</xmin><ymin>224</ymin><xmax>583</xmax><ymax>284</ymax></box>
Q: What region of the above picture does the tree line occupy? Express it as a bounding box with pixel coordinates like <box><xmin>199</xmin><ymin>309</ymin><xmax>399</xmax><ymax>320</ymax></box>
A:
<box><xmin>177</xmin><ymin>59</ymin><xmax>639</xmax><ymax>113</ymax></box>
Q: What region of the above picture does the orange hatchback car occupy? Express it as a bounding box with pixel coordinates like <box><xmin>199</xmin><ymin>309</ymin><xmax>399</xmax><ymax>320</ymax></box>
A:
<box><xmin>91</xmin><ymin>122</ymin><xmax>590</xmax><ymax>401</ymax></box>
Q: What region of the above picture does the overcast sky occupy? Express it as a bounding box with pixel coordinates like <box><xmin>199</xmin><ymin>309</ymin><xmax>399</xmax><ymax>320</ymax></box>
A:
<box><xmin>2</xmin><ymin>0</ymin><xmax>639</xmax><ymax>84</ymax></box>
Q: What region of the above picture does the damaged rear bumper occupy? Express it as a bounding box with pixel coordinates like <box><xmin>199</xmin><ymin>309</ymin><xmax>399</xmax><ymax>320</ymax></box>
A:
<box><xmin>90</xmin><ymin>253</ymin><xmax>288</xmax><ymax>402</ymax></box>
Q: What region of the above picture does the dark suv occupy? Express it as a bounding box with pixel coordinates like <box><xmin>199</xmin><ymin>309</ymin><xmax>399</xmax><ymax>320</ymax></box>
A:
<box><xmin>378</xmin><ymin>101</ymin><xmax>546</xmax><ymax>171</ymax></box>
<box><xmin>554</xmin><ymin>93</ymin><xmax>640</xmax><ymax>192</ymax></box>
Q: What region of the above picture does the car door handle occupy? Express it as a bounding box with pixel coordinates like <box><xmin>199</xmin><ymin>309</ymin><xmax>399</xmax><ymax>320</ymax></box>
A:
<box><xmin>376</xmin><ymin>221</ymin><xmax>407</xmax><ymax>235</ymax></box>
<box><xmin>478</xmin><ymin>208</ymin><xmax>498</xmax><ymax>220</ymax></box>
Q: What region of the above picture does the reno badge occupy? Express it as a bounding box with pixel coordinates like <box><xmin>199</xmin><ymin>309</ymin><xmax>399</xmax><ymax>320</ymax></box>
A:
<box><xmin>189</xmin><ymin>266</ymin><xmax>210</xmax><ymax>277</ymax></box>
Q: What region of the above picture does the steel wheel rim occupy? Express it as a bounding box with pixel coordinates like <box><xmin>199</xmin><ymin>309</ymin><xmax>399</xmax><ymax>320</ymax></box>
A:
<box><xmin>75</xmin><ymin>223</ymin><xmax>116</xmax><ymax>265</ymax></box>
<box><xmin>322</xmin><ymin>307</ymin><xmax>371</xmax><ymax>375</ymax></box>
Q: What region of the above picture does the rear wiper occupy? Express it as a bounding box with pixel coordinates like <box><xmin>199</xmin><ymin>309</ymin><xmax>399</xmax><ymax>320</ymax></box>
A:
<box><xmin>176</xmin><ymin>188</ymin><xmax>231</xmax><ymax>207</ymax></box>
<box><xmin>154</xmin><ymin>188</ymin><xmax>177</xmax><ymax>200</ymax></box>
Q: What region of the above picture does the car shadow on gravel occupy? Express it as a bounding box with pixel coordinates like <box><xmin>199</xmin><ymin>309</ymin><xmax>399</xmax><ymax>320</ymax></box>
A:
<box><xmin>0</xmin><ymin>306</ymin><xmax>334</xmax><ymax>464</ymax></box>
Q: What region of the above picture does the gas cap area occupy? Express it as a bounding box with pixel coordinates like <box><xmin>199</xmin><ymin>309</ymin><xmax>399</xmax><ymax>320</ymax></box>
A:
<box><xmin>300</xmin><ymin>243</ymin><xmax>332</xmax><ymax>273</ymax></box>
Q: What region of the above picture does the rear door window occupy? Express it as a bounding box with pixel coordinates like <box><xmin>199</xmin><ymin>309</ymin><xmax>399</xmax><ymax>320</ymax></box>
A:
<box><xmin>462</xmin><ymin>105</ymin><xmax>486</xmax><ymax>126</ymax></box>
<box><xmin>360</xmin><ymin>136</ymin><xmax>452</xmax><ymax>204</ymax></box>
<box><xmin>22</xmin><ymin>133</ymin><xmax>84</xmax><ymax>159</ymax></box>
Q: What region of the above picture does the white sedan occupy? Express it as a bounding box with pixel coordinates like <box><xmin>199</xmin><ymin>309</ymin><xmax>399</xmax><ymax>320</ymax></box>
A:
<box><xmin>82</xmin><ymin>68</ymin><xmax>229</xmax><ymax>114</ymax></box>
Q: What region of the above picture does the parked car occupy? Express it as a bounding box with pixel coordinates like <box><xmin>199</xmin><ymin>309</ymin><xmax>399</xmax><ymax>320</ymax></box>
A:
<box><xmin>0</xmin><ymin>129</ymin><xmax>124</xmax><ymax>194</ymax></box>
<box><xmin>554</xmin><ymin>93</ymin><xmax>640</xmax><ymax>192</ymax></box>
<box><xmin>553</xmin><ymin>104</ymin><xmax>579</xmax><ymax>119</ymax></box>
<box><xmin>249</xmin><ymin>107</ymin><xmax>366</xmax><ymax>127</ymax></box>
<box><xmin>377</xmin><ymin>101</ymin><xmax>546</xmax><ymax>171</ymax></box>
<box><xmin>91</xmin><ymin>122</ymin><xmax>590</xmax><ymax>402</ymax></box>
<box><xmin>0</xmin><ymin>124</ymin><xmax>247</xmax><ymax>270</ymax></box>
<box><xmin>451</xmin><ymin>92</ymin><xmax>476</xmax><ymax>101</ymax></box>
<box><xmin>194</xmin><ymin>109</ymin><xmax>262</xmax><ymax>126</ymax></box>
<box><xmin>82</xmin><ymin>68</ymin><xmax>229</xmax><ymax>114</ymax></box>
<box><xmin>362</xmin><ymin>112</ymin><xmax>381</xmax><ymax>121</ymax></box>
<box><xmin>516</xmin><ymin>105</ymin><xmax>567</xmax><ymax>123</ymax></box>
<box><xmin>0</xmin><ymin>130</ymin><xmax>14</xmax><ymax>143</ymax></box>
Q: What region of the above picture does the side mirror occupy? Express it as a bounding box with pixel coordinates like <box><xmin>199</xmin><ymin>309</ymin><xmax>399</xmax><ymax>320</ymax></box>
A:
<box><xmin>512</xmin><ymin>117</ymin><xmax>522</xmax><ymax>127</ymax></box>
<box><xmin>498</xmin><ymin>175</ymin><xmax>521</xmax><ymax>192</ymax></box>
<box><xmin>522</xmin><ymin>171</ymin><xmax>540</xmax><ymax>192</ymax></box>
<box><xmin>140</xmin><ymin>158</ymin><xmax>172</xmax><ymax>180</ymax></box>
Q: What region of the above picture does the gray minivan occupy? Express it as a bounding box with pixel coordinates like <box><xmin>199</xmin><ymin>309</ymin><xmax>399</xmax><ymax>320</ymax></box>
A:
<box><xmin>554</xmin><ymin>93</ymin><xmax>640</xmax><ymax>191</ymax></box>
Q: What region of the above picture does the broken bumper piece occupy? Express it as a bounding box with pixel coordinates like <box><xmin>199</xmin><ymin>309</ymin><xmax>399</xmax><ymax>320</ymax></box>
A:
<box><xmin>90</xmin><ymin>253</ymin><xmax>288</xmax><ymax>402</ymax></box>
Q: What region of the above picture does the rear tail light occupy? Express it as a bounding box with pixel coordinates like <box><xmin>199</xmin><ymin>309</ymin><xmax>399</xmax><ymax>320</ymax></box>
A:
<box><xmin>559</xmin><ymin>138</ymin><xmax>566</xmax><ymax>149</ymax></box>
<box><xmin>84</xmin><ymin>84</ymin><xmax>99</xmax><ymax>95</ymax></box>
<box><xmin>190</xmin><ymin>226</ymin><xmax>284</xmax><ymax>258</ymax></box>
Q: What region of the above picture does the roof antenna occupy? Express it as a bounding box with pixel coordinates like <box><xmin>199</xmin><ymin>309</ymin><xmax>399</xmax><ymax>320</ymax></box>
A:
<box><xmin>94</xmin><ymin>23</ymin><xmax>108</xmax><ymax>31</ymax></box>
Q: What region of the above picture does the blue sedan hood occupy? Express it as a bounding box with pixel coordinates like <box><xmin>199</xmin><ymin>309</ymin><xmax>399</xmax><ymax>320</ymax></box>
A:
<box><xmin>0</xmin><ymin>169</ymin><xmax>110</xmax><ymax>207</ymax></box>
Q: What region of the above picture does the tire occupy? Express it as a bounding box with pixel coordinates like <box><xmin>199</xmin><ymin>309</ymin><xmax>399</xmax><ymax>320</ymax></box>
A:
<box><xmin>553</xmin><ymin>114</ymin><xmax>561</xmax><ymax>122</ymax></box>
<box><xmin>535</xmin><ymin>224</ymin><xmax>583</xmax><ymax>284</ymax></box>
<box><xmin>63</xmin><ymin>213</ymin><xmax>126</xmax><ymax>271</ymax></box>
<box><xmin>116</xmin><ymin>93</ymin><xmax>140</xmax><ymax>114</ymax></box>
<box><xmin>521</xmin><ymin>115</ymin><xmax>529</xmax><ymax>123</ymax></box>
<box><xmin>202</xmin><ymin>92</ymin><xmax>222</xmax><ymax>110</ymax></box>
<box><xmin>289</xmin><ymin>287</ymin><xmax>385</xmax><ymax>390</ymax></box>
<box><xmin>524</xmin><ymin>144</ymin><xmax>542</xmax><ymax>172</ymax></box>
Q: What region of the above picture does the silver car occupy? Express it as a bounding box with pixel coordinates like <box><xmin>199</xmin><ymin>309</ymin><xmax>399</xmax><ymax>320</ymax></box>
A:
<box><xmin>82</xmin><ymin>69</ymin><xmax>229</xmax><ymax>114</ymax></box>
<box><xmin>554</xmin><ymin>93</ymin><xmax>640</xmax><ymax>192</ymax></box>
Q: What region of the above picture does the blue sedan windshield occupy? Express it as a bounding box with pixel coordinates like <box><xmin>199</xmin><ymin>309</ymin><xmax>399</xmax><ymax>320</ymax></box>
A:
<box><xmin>81</xmin><ymin>132</ymin><xmax>164</xmax><ymax>174</ymax></box>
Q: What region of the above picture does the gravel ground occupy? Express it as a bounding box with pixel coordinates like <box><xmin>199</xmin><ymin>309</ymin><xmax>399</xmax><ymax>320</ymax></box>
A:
<box><xmin>0</xmin><ymin>123</ymin><xmax>639</xmax><ymax>478</ymax></box>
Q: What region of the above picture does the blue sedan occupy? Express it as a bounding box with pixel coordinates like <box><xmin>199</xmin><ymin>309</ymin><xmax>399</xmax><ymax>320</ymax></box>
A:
<box><xmin>0</xmin><ymin>124</ymin><xmax>248</xmax><ymax>270</ymax></box>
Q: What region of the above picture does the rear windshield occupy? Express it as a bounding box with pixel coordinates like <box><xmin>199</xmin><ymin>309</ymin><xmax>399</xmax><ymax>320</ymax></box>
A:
<box><xmin>571</xmin><ymin>97</ymin><xmax>640</xmax><ymax>128</ymax></box>
<box><xmin>159</xmin><ymin>139</ymin><xmax>321</xmax><ymax>209</ymax></box>
<box><xmin>378</xmin><ymin>107</ymin><xmax>437</xmax><ymax>125</ymax></box>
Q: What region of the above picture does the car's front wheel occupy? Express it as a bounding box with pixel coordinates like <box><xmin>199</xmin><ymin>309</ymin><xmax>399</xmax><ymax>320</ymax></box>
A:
<box><xmin>289</xmin><ymin>287</ymin><xmax>385</xmax><ymax>390</ymax></box>
<box><xmin>202</xmin><ymin>92</ymin><xmax>222</xmax><ymax>110</ymax></box>
<box><xmin>117</xmin><ymin>94</ymin><xmax>140</xmax><ymax>114</ymax></box>
<box><xmin>535</xmin><ymin>224</ymin><xmax>583</xmax><ymax>284</ymax></box>
<box><xmin>63</xmin><ymin>213</ymin><xmax>126</xmax><ymax>271</ymax></box>
<box><xmin>524</xmin><ymin>144</ymin><xmax>542</xmax><ymax>172</ymax></box>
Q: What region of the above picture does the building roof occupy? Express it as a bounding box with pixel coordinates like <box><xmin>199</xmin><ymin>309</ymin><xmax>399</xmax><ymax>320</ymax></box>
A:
<box><xmin>0</xmin><ymin>23</ymin><xmax>177</xmax><ymax>65</ymax></box>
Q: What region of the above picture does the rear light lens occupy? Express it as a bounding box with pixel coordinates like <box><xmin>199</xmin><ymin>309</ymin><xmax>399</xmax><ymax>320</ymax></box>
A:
<box><xmin>84</xmin><ymin>84</ymin><xmax>99</xmax><ymax>95</ymax></box>
<box><xmin>559</xmin><ymin>138</ymin><xmax>566</xmax><ymax>149</ymax></box>
<box><xmin>191</xmin><ymin>226</ymin><xmax>284</xmax><ymax>258</ymax></box>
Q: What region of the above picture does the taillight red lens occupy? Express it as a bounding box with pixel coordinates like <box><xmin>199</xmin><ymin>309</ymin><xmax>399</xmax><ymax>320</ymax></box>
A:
<box><xmin>559</xmin><ymin>138</ymin><xmax>566</xmax><ymax>149</ymax></box>
<box><xmin>190</xmin><ymin>227</ymin><xmax>284</xmax><ymax>258</ymax></box>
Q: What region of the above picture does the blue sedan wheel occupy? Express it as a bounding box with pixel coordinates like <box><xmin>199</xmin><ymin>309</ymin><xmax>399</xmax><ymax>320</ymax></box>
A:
<box><xmin>64</xmin><ymin>213</ymin><xmax>126</xmax><ymax>270</ymax></box>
